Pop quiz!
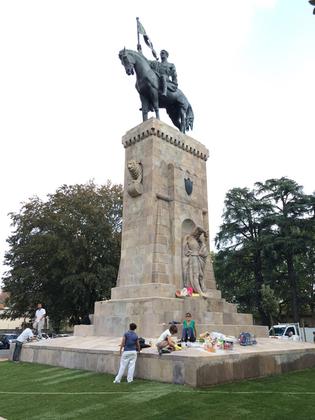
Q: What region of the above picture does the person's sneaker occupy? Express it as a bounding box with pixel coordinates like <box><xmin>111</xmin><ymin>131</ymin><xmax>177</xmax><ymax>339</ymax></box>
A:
<box><xmin>113</xmin><ymin>380</ymin><xmax>120</xmax><ymax>383</ymax></box>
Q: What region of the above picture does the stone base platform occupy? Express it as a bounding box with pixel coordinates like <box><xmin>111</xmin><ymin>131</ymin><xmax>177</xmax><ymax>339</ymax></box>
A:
<box><xmin>18</xmin><ymin>336</ymin><xmax>315</xmax><ymax>387</ymax></box>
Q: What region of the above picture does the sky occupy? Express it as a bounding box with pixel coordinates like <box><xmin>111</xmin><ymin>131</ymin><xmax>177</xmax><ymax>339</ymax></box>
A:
<box><xmin>1</xmin><ymin>0</ymin><xmax>314</xmax><ymax>284</ymax></box>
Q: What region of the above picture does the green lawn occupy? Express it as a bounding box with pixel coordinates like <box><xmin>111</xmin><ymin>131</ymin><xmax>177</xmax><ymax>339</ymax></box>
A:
<box><xmin>0</xmin><ymin>362</ymin><xmax>315</xmax><ymax>419</ymax></box>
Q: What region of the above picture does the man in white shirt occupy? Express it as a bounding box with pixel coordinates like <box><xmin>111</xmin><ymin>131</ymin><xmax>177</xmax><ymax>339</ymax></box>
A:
<box><xmin>287</xmin><ymin>331</ymin><xmax>300</xmax><ymax>341</ymax></box>
<box><xmin>33</xmin><ymin>303</ymin><xmax>46</xmax><ymax>339</ymax></box>
<box><xmin>156</xmin><ymin>324</ymin><xmax>178</xmax><ymax>355</ymax></box>
<box><xmin>12</xmin><ymin>328</ymin><xmax>36</xmax><ymax>362</ymax></box>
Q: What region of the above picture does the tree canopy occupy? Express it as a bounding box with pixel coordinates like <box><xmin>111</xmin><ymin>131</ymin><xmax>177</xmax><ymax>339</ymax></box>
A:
<box><xmin>214</xmin><ymin>177</ymin><xmax>314</xmax><ymax>325</ymax></box>
<box><xmin>1</xmin><ymin>181</ymin><xmax>123</xmax><ymax>331</ymax></box>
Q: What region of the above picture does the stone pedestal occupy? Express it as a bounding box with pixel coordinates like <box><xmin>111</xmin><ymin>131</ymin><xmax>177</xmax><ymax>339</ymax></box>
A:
<box><xmin>117</xmin><ymin>117</ymin><xmax>215</xmax><ymax>291</ymax></box>
<box><xmin>74</xmin><ymin>118</ymin><xmax>268</xmax><ymax>338</ymax></box>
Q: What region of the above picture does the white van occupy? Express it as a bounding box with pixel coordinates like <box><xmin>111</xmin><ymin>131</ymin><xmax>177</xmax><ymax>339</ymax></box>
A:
<box><xmin>269</xmin><ymin>324</ymin><xmax>315</xmax><ymax>343</ymax></box>
<box><xmin>269</xmin><ymin>324</ymin><xmax>300</xmax><ymax>340</ymax></box>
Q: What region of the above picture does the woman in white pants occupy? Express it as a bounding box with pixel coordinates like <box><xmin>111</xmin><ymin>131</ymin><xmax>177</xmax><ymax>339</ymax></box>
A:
<box><xmin>114</xmin><ymin>323</ymin><xmax>140</xmax><ymax>383</ymax></box>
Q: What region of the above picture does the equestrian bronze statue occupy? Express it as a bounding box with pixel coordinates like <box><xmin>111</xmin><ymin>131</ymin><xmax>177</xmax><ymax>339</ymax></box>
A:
<box><xmin>118</xmin><ymin>19</ymin><xmax>194</xmax><ymax>134</ymax></box>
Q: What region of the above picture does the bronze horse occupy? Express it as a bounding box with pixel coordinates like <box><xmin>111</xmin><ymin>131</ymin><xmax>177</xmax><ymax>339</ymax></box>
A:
<box><xmin>119</xmin><ymin>48</ymin><xmax>194</xmax><ymax>133</ymax></box>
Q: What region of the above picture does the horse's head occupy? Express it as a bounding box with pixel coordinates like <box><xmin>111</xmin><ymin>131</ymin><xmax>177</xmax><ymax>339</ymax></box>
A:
<box><xmin>119</xmin><ymin>48</ymin><xmax>135</xmax><ymax>76</ymax></box>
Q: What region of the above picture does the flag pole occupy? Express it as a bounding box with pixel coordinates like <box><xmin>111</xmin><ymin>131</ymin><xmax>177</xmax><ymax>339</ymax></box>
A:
<box><xmin>136</xmin><ymin>17</ymin><xmax>142</xmax><ymax>52</ymax></box>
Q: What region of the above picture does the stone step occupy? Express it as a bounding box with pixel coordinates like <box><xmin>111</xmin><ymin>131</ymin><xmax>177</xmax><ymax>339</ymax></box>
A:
<box><xmin>96</xmin><ymin>296</ymin><xmax>240</xmax><ymax>314</ymax></box>
<box><xmin>74</xmin><ymin>321</ymin><xmax>268</xmax><ymax>339</ymax></box>
<box><xmin>223</xmin><ymin>312</ymin><xmax>253</xmax><ymax>325</ymax></box>
<box><xmin>163</xmin><ymin>311</ymin><xmax>224</xmax><ymax>325</ymax></box>
<box><xmin>175</xmin><ymin>323</ymin><xmax>269</xmax><ymax>338</ymax></box>
<box><xmin>94</xmin><ymin>297</ymin><xmax>184</xmax><ymax>317</ymax></box>
<box><xmin>79</xmin><ymin>296</ymin><xmax>257</xmax><ymax>338</ymax></box>
<box><xmin>111</xmin><ymin>283</ymin><xmax>176</xmax><ymax>299</ymax></box>
<box><xmin>91</xmin><ymin>311</ymin><xmax>255</xmax><ymax>337</ymax></box>
<box><xmin>94</xmin><ymin>300</ymin><xmax>242</xmax><ymax>325</ymax></box>
<box><xmin>223</xmin><ymin>301</ymin><xmax>237</xmax><ymax>313</ymax></box>
<box><xmin>183</xmin><ymin>297</ymin><xmax>238</xmax><ymax>315</ymax></box>
<box><xmin>74</xmin><ymin>325</ymin><xmax>95</xmax><ymax>336</ymax></box>
<box><xmin>111</xmin><ymin>284</ymin><xmax>222</xmax><ymax>300</ymax></box>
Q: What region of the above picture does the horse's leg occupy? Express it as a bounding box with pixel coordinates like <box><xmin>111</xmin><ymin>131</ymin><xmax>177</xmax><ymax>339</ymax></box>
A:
<box><xmin>140</xmin><ymin>95</ymin><xmax>149</xmax><ymax>121</ymax></box>
<box><xmin>142</xmin><ymin>109</ymin><xmax>148</xmax><ymax>121</ymax></box>
<box><xmin>179</xmin><ymin>108</ymin><xmax>186</xmax><ymax>133</ymax></box>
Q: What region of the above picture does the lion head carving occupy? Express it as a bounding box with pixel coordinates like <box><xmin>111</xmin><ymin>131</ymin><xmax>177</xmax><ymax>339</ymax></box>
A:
<box><xmin>127</xmin><ymin>160</ymin><xmax>142</xmax><ymax>183</ymax></box>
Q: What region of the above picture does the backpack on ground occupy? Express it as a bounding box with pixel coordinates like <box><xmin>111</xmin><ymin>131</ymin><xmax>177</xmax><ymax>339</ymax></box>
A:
<box><xmin>139</xmin><ymin>337</ymin><xmax>151</xmax><ymax>349</ymax></box>
<box><xmin>239</xmin><ymin>332</ymin><xmax>257</xmax><ymax>346</ymax></box>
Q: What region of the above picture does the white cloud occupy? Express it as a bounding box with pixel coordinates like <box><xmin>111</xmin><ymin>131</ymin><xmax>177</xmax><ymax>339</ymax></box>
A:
<box><xmin>253</xmin><ymin>0</ymin><xmax>278</xmax><ymax>9</ymax></box>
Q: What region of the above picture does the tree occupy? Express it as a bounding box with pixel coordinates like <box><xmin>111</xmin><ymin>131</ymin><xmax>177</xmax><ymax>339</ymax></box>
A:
<box><xmin>1</xmin><ymin>181</ymin><xmax>123</xmax><ymax>331</ymax></box>
<box><xmin>213</xmin><ymin>248</ymin><xmax>259</xmax><ymax>315</ymax></box>
<box><xmin>214</xmin><ymin>178</ymin><xmax>314</xmax><ymax>324</ymax></box>
<box><xmin>255</xmin><ymin>178</ymin><xmax>313</xmax><ymax>322</ymax></box>
<box><xmin>260</xmin><ymin>284</ymin><xmax>279</xmax><ymax>328</ymax></box>
<box><xmin>215</xmin><ymin>187</ymin><xmax>273</xmax><ymax>323</ymax></box>
<box><xmin>0</xmin><ymin>292</ymin><xmax>8</xmax><ymax>305</ymax></box>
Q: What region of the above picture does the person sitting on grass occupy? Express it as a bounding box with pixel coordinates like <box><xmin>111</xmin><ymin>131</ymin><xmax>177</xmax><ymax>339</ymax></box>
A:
<box><xmin>181</xmin><ymin>312</ymin><xmax>196</xmax><ymax>343</ymax></box>
<box><xmin>113</xmin><ymin>323</ymin><xmax>140</xmax><ymax>384</ymax></box>
<box><xmin>156</xmin><ymin>324</ymin><xmax>178</xmax><ymax>355</ymax></box>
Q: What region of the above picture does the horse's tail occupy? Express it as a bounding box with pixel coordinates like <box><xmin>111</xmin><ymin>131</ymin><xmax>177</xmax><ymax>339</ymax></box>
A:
<box><xmin>185</xmin><ymin>104</ymin><xmax>194</xmax><ymax>132</ymax></box>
